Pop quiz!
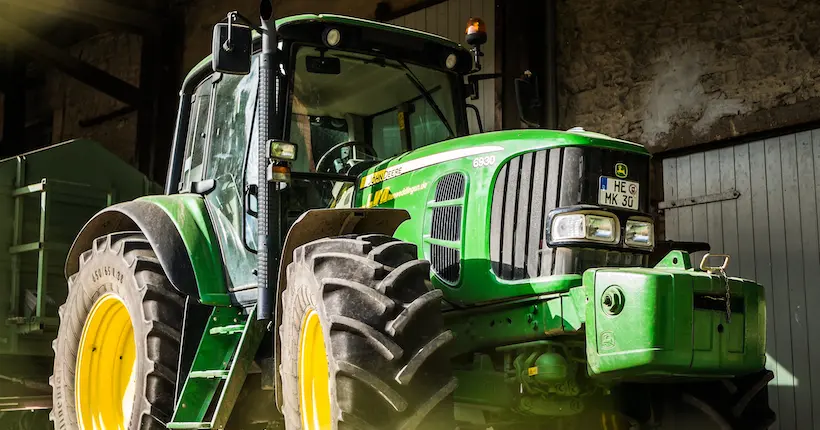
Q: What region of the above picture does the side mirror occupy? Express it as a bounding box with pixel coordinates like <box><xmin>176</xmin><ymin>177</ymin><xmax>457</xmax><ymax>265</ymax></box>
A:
<box><xmin>514</xmin><ymin>71</ymin><xmax>542</xmax><ymax>127</ymax></box>
<box><xmin>212</xmin><ymin>18</ymin><xmax>252</xmax><ymax>74</ymax></box>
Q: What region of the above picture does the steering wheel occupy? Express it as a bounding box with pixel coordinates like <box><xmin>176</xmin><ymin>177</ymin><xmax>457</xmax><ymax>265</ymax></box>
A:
<box><xmin>314</xmin><ymin>140</ymin><xmax>378</xmax><ymax>174</ymax></box>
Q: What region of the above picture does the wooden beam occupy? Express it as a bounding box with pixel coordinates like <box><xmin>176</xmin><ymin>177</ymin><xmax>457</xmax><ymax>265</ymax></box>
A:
<box><xmin>0</xmin><ymin>17</ymin><xmax>140</xmax><ymax>106</ymax></box>
<box><xmin>0</xmin><ymin>0</ymin><xmax>160</xmax><ymax>33</ymax></box>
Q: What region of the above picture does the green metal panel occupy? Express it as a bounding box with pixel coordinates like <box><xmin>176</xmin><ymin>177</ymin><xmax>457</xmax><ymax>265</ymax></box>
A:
<box><xmin>584</xmin><ymin>259</ymin><xmax>766</xmax><ymax>380</ymax></box>
<box><xmin>353</xmin><ymin>129</ymin><xmax>647</xmax><ymax>306</ymax></box>
<box><xmin>136</xmin><ymin>194</ymin><xmax>231</xmax><ymax>306</ymax></box>
<box><xmin>0</xmin><ymin>139</ymin><xmax>158</xmax><ymax>358</ymax></box>
<box><xmin>444</xmin><ymin>285</ymin><xmax>586</xmax><ymax>356</ymax></box>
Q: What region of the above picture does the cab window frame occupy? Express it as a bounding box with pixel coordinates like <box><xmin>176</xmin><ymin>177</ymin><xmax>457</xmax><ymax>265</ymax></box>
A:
<box><xmin>282</xmin><ymin>41</ymin><xmax>470</xmax><ymax>176</ymax></box>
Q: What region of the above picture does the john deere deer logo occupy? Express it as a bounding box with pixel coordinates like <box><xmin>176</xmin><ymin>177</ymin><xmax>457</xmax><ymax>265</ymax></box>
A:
<box><xmin>615</xmin><ymin>163</ymin><xmax>628</xmax><ymax>179</ymax></box>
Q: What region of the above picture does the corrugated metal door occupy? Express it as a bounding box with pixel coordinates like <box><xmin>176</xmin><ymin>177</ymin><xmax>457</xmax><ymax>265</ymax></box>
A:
<box><xmin>662</xmin><ymin>129</ymin><xmax>820</xmax><ymax>430</ymax></box>
<box><xmin>391</xmin><ymin>0</ymin><xmax>496</xmax><ymax>134</ymax></box>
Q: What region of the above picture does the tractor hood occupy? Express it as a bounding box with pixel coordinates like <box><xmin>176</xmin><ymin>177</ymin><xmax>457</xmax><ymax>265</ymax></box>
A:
<box><xmin>354</xmin><ymin>128</ymin><xmax>653</xmax><ymax>305</ymax></box>
<box><xmin>357</xmin><ymin>128</ymin><xmax>649</xmax><ymax>191</ymax></box>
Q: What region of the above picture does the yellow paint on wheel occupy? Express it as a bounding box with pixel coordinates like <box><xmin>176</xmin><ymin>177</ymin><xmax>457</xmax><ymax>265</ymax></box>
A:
<box><xmin>299</xmin><ymin>308</ymin><xmax>332</xmax><ymax>429</ymax></box>
<box><xmin>75</xmin><ymin>293</ymin><xmax>137</xmax><ymax>430</ymax></box>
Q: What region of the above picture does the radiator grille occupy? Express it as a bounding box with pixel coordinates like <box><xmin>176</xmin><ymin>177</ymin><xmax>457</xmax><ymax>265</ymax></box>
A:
<box><xmin>489</xmin><ymin>147</ymin><xmax>646</xmax><ymax>280</ymax></box>
<box><xmin>431</xmin><ymin>244</ymin><xmax>460</xmax><ymax>283</ymax></box>
<box><xmin>435</xmin><ymin>172</ymin><xmax>466</xmax><ymax>202</ymax></box>
<box><xmin>490</xmin><ymin>148</ymin><xmax>567</xmax><ymax>280</ymax></box>
<box><xmin>430</xmin><ymin>172</ymin><xmax>466</xmax><ymax>285</ymax></box>
<box><xmin>431</xmin><ymin>206</ymin><xmax>462</xmax><ymax>241</ymax></box>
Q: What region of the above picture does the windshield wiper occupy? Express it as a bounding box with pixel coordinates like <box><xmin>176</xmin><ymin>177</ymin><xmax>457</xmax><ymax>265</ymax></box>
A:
<box><xmin>396</xmin><ymin>59</ymin><xmax>455</xmax><ymax>138</ymax></box>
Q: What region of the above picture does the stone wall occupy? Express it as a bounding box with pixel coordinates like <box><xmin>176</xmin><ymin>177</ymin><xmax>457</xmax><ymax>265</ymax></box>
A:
<box><xmin>557</xmin><ymin>0</ymin><xmax>820</xmax><ymax>152</ymax></box>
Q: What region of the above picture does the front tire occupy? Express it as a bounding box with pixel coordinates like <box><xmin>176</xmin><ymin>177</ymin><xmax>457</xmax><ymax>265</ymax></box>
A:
<box><xmin>51</xmin><ymin>232</ymin><xmax>184</xmax><ymax>430</ymax></box>
<box><xmin>279</xmin><ymin>234</ymin><xmax>457</xmax><ymax>430</ymax></box>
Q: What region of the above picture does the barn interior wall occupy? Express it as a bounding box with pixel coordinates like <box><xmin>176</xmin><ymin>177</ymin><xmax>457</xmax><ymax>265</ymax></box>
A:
<box><xmin>12</xmin><ymin>0</ymin><xmax>820</xmax><ymax>176</ymax></box>
<box><xmin>46</xmin><ymin>33</ymin><xmax>142</xmax><ymax>165</ymax></box>
<box><xmin>557</xmin><ymin>0</ymin><xmax>820</xmax><ymax>153</ymax></box>
<box><xmin>11</xmin><ymin>0</ymin><xmax>427</xmax><ymax>177</ymax></box>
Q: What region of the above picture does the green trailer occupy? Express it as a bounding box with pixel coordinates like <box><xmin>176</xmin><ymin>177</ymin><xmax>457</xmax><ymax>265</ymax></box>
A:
<box><xmin>0</xmin><ymin>139</ymin><xmax>157</xmax><ymax>429</ymax></box>
<box><xmin>50</xmin><ymin>5</ymin><xmax>775</xmax><ymax>430</ymax></box>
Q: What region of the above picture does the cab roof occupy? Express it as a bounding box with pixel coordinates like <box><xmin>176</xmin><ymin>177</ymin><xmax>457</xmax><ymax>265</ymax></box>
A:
<box><xmin>277</xmin><ymin>14</ymin><xmax>467</xmax><ymax>52</ymax></box>
<box><xmin>183</xmin><ymin>13</ymin><xmax>470</xmax><ymax>86</ymax></box>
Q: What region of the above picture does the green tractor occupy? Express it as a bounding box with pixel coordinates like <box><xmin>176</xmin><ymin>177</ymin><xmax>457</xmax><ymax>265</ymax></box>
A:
<box><xmin>50</xmin><ymin>4</ymin><xmax>774</xmax><ymax>430</ymax></box>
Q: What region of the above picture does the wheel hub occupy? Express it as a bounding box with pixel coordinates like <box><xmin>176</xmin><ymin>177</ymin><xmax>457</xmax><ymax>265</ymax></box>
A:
<box><xmin>75</xmin><ymin>293</ymin><xmax>137</xmax><ymax>429</ymax></box>
<box><xmin>299</xmin><ymin>308</ymin><xmax>332</xmax><ymax>429</ymax></box>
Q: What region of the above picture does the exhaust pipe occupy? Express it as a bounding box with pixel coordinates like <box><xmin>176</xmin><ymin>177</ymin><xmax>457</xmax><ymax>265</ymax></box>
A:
<box><xmin>257</xmin><ymin>0</ymin><xmax>277</xmax><ymax>321</ymax></box>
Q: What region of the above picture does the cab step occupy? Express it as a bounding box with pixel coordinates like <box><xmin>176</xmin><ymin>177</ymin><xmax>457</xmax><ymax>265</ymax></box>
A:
<box><xmin>166</xmin><ymin>422</ymin><xmax>212</xmax><ymax>429</ymax></box>
<box><xmin>188</xmin><ymin>370</ymin><xmax>230</xmax><ymax>379</ymax></box>
<box><xmin>167</xmin><ymin>305</ymin><xmax>264</xmax><ymax>430</ymax></box>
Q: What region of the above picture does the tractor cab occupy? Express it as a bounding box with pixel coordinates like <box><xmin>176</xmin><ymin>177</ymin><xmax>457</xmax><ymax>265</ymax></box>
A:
<box><xmin>170</xmin><ymin>14</ymin><xmax>485</xmax><ymax>248</ymax></box>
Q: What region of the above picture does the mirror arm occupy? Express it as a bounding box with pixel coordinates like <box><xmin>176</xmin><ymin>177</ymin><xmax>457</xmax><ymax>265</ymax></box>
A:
<box><xmin>470</xmin><ymin>45</ymin><xmax>484</xmax><ymax>72</ymax></box>
<box><xmin>224</xmin><ymin>12</ymin><xmax>236</xmax><ymax>52</ymax></box>
<box><xmin>223</xmin><ymin>10</ymin><xmax>267</xmax><ymax>34</ymax></box>
<box><xmin>466</xmin><ymin>104</ymin><xmax>484</xmax><ymax>133</ymax></box>
<box><xmin>466</xmin><ymin>73</ymin><xmax>501</xmax><ymax>100</ymax></box>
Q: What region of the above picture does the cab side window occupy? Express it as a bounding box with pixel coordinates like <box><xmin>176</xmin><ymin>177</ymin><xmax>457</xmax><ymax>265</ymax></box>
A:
<box><xmin>180</xmin><ymin>76</ymin><xmax>213</xmax><ymax>191</ymax></box>
<box><xmin>203</xmin><ymin>59</ymin><xmax>259</xmax><ymax>290</ymax></box>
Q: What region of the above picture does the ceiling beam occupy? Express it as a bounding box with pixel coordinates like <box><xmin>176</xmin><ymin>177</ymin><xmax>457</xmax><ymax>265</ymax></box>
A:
<box><xmin>0</xmin><ymin>0</ymin><xmax>160</xmax><ymax>34</ymax></box>
<box><xmin>0</xmin><ymin>17</ymin><xmax>140</xmax><ymax>105</ymax></box>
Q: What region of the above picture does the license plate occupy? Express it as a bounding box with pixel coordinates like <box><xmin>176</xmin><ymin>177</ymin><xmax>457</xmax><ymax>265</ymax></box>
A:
<box><xmin>599</xmin><ymin>176</ymin><xmax>639</xmax><ymax>210</ymax></box>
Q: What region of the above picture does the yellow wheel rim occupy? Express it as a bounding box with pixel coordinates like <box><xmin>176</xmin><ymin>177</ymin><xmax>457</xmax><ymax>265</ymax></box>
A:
<box><xmin>298</xmin><ymin>308</ymin><xmax>332</xmax><ymax>429</ymax></box>
<box><xmin>75</xmin><ymin>293</ymin><xmax>137</xmax><ymax>430</ymax></box>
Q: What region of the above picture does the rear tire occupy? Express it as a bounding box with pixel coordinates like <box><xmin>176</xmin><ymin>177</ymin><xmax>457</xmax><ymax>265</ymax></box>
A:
<box><xmin>279</xmin><ymin>234</ymin><xmax>457</xmax><ymax>430</ymax></box>
<box><xmin>50</xmin><ymin>232</ymin><xmax>184</xmax><ymax>430</ymax></box>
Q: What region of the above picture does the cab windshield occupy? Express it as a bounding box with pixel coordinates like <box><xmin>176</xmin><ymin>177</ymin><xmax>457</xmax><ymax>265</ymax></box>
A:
<box><xmin>288</xmin><ymin>46</ymin><xmax>459</xmax><ymax>176</ymax></box>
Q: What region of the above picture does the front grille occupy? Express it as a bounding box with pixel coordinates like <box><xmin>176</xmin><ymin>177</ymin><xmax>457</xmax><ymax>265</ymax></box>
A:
<box><xmin>489</xmin><ymin>147</ymin><xmax>649</xmax><ymax>280</ymax></box>
<box><xmin>431</xmin><ymin>206</ymin><xmax>462</xmax><ymax>241</ymax></box>
<box><xmin>490</xmin><ymin>148</ymin><xmax>573</xmax><ymax>280</ymax></box>
<box><xmin>431</xmin><ymin>244</ymin><xmax>460</xmax><ymax>283</ymax></box>
<box><xmin>430</xmin><ymin>172</ymin><xmax>466</xmax><ymax>285</ymax></box>
<box><xmin>435</xmin><ymin>172</ymin><xmax>466</xmax><ymax>202</ymax></box>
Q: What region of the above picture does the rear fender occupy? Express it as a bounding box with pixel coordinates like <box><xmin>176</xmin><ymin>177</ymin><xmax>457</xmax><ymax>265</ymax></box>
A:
<box><xmin>65</xmin><ymin>195</ymin><xmax>231</xmax><ymax>306</ymax></box>
<box><xmin>271</xmin><ymin>208</ymin><xmax>410</xmax><ymax>410</ymax></box>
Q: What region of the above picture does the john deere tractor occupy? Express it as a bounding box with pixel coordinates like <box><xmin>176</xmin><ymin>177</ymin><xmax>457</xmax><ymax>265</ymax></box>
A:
<box><xmin>50</xmin><ymin>3</ymin><xmax>774</xmax><ymax>430</ymax></box>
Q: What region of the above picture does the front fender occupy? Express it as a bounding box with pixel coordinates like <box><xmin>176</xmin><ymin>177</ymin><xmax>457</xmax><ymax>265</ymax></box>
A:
<box><xmin>65</xmin><ymin>194</ymin><xmax>231</xmax><ymax>306</ymax></box>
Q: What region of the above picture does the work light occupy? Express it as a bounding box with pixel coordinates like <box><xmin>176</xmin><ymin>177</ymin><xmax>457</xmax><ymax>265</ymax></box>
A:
<box><xmin>324</xmin><ymin>28</ymin><xmax>341</xmax><ymax>47</ymax></box>
<box><xmin>268</xmin><ymin>140</ymin><xmax>297</xmax><ymax>161</ymax></box>
<box><xmin>445</xmin><ymin>53</ymin><xmax>458</xmax><ymax>69</ymax></box>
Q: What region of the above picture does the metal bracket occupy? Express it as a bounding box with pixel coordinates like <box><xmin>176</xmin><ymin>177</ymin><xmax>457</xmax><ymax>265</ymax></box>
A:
<box><xmin>658</xmin><ymin>188</ymin><xmax>740</xmax><ymax>210</ymax></box>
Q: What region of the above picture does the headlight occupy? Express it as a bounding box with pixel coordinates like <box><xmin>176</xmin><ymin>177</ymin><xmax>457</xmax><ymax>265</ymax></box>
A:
<box><xmin>551</xmin><ymin>213</ymin><xmax>618</xmax><ymax>244</ymax></box>
<box><xmin>625</xmin><ymin>219</ymin><xmax>654</xmax><ymax>248</ymax></box>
